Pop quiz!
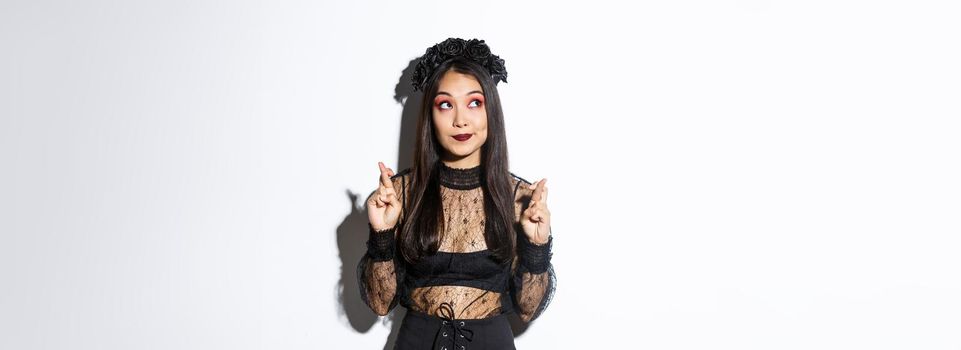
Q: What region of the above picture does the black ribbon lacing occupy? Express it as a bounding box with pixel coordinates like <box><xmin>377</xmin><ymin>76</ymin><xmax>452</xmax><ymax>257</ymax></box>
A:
<box><xmin>433</xmin><ymin>302</ymin><xmax>474</xmax><ymax>350</ymax></box>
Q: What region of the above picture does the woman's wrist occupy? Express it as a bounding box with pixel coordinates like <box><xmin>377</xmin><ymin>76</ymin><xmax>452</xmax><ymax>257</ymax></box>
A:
<box><xmin>518</xmin><ymin>233</ymin><xmax>552</xmax><ymax>274</ymax></box>
<box><xmin>371</xmin><ymin>223</ymin><xmax>396</xmax><ymax>232</ymax></box>
<box><xmin>367</xmin><ymin>222</ymin><xmax>397</xmax><ymax>262</ymax></box>
<box><xmin>529</xmin><ymin>234</ymin><xmax>550</xmax><ymax>246</ymax></box>
<box><xmin>527</xmin><ymin>226</ymin><xmax>551</xmax><ymax>245</ymax></box>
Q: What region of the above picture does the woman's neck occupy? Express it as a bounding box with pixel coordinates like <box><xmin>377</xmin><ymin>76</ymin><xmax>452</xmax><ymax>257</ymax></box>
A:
<box><xmin>438</xmin><ymin>161</ymin><xmax>482</xmax><ymax>190</ymax></box>
<box><xmin>441</xmin><ymin>160</ymin><xmax>477</xmax><ymax>168</ymax></box>
<box><xmin>440</xmin><ymin>153</ymin><xmax>480</xmax><ymax>169</ymax></box>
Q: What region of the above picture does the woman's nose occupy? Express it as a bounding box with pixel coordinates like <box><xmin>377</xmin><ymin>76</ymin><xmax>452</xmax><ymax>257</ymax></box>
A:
<box><xmin>453</xmin><ymin>108</ymin><xmax>468</xmax><ymax>127</ymax></box>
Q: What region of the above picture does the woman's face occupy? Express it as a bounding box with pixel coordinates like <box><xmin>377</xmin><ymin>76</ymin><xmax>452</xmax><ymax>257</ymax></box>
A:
<box><xmin>432</xmin><ymin>70</ymin><xmax>489</xmax><ymax>167</ymax></box>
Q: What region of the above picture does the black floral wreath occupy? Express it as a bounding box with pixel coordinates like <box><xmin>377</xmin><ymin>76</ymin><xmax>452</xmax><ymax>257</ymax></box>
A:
<box><xmin>410</xmin><ymin>37</ymin><xmax>508</xmax><ymax>92</ymax></box>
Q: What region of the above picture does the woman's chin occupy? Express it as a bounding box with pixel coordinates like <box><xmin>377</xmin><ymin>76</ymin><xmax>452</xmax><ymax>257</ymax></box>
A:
<box><xmin>443</xmin><ymin>149</ymin><xmax>479</xmax><ymax>160</ymax></box>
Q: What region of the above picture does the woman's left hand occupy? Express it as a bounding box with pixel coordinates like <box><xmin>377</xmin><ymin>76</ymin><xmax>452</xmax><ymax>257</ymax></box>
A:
<box><xmin>521</xmin><ymin>178</ymin><xmax>551</xmax><ymax>245</ymax></box>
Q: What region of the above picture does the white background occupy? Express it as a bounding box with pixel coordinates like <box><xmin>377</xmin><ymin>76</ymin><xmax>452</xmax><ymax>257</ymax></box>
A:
<box><xmin>2</xmin><ymin>0</ymin><xmax>960</xmax><ymax>349</ymax></box>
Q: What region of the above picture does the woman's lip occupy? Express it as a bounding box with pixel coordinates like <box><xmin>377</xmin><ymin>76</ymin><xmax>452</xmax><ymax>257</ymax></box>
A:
<box><xmin>453</xmin><ymin>134</ymin><xmax>472</xmax><ymax>141</ymax></box>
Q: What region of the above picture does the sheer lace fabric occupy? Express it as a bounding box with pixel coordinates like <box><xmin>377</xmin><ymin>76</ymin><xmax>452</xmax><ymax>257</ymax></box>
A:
<box><xmin>358</xmin><ymin>163</ymin><xmax>555</xmax><ymax>322</ymax></box>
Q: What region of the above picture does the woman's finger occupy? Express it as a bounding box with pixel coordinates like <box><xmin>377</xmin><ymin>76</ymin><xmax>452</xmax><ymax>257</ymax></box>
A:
<box><xmin>378</xmin><ymin>162</ymin><xmax>394</xmax><ymax>190</ymax></box>
<box><xmin>382</xmin><ymin>185</ymin><xmax>395</xmax><ymax>197</ymax></box>
<box><xmin>525</xmin><ymin>205</ymin><xmax>541</xmax><ymax>222</ymax></box>
<box><xmin>384</xmin><ymin>189</ymin><xmax>398</xmax><ymax>205</ymax></box>
<box><xmin>531</xmin><ymin>178</ymin><xmax>546</xmax><ymax>203</ymax></box>
<box><xmin>536</xmin><ymin>207</ymin><xmax>550</xmax><ymax>222</ymax></box>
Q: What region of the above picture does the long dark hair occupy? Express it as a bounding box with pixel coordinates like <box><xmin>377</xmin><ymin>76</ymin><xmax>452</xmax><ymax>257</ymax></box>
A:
<box><xmin>399</xmin><ymin>57</ymin><xmax>516</xmax><ymax>265</ymax></box>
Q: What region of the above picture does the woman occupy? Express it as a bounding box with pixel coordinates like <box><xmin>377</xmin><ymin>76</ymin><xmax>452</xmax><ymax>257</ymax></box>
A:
<box><xmin>358</xmin><ymin>38</ymin><xmax>555</xmax><ymax>350</ymax></box>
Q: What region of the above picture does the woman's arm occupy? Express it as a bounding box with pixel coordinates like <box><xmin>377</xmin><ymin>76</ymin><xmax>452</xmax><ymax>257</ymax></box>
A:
<box><xmin>511</xmin><ymin>232</ymin><xmax>555</xmax><ymax>322</ymax></box>
<box><xmin>357</xmin><ymin>223</ymin><xmax>400</xmax><ymax>316</ymax></box>
<box><xmin>510</xmin><ymin>176</ymin><xmax>556</xmax><ymax>322</ymax></box>
<box><xmin>358</xmin><ymin>163</ymin><xmax>407</xmax><ymax>316</ymax></box>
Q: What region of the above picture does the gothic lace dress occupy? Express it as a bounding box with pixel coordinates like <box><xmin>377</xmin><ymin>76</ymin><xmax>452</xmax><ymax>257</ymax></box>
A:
<box><xmin>358</xmin><ymin>163</ymin><xmax>556</xmax><ymax>323</ymax></box>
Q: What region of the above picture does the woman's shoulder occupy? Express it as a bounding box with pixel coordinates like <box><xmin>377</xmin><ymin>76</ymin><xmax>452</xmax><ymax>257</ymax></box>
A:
<box><xmin>508</xmin><ymin>171</ymin><xmax>535</xmax><ymax>223</ymax></box>
<box><xmin>509</xmin><ymin>171</ymin><xmax>533</xmax><ymax>186</ymax></box>
<box><xmin>391</xmin><ymin>167</ymin><xmax>413</xmax><ymax>180</ymax></box>
<box><xmin>389</xmin><ymin>167</ymin><xmax>413</xmax><ymax>191</ymax></box>
<box><xmin>509</xmin><ymin>171</ymin><xmax>535</xmax><ymax>202</ymax></box>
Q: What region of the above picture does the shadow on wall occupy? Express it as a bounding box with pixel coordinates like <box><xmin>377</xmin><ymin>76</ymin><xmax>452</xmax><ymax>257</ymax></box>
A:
<box><xmin>335</xmin><ymin>58</ymin><xmax>532</xmax><ymax>350</ymax></box>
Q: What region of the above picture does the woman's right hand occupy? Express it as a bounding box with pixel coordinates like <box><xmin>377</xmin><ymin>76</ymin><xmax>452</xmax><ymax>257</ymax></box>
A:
<box><xmin>367</xmin><ymin>161</ymin><xmax>401</xmax><ymax>232</ymax></box>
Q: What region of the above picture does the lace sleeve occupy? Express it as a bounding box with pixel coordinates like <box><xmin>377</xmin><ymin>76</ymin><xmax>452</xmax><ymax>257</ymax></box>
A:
<box><xmin>357</xmin><ymin>223</ymin><xmax>402</xmax><ymax>316</ymax></box>
<box><xmin>509</xmin><ymin>176</ymin><xmax>556</xmax><ymax>323</ymax></box>
<box><xmin>357</xmin><ymin>171</ymin><xmax>409</xmax><ymax>316</ymax></box>
<box><xmin>511</xmin><ymin>231</ymin><xmax>555</xmax><ymax>322</ymax></box>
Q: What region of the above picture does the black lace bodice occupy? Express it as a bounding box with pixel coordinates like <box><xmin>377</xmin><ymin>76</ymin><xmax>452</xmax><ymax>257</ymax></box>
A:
<box><xmin>358</xmin><ymin>163</ymin><xmax>556</xmax><ymax>322</ymax></box>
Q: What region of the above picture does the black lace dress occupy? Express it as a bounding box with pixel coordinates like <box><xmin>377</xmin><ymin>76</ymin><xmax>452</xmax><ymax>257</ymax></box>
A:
<box><xmin>358</xmin><ymin>163</ymin><xmax>556</xmax><ymax>349</ymax></box>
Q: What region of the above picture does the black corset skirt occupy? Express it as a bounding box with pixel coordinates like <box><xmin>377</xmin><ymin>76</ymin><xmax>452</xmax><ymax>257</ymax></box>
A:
<box><xmin>393</xmin><ymin>303</ymin><xmax>516</xmax><ymax>350</ymax></box>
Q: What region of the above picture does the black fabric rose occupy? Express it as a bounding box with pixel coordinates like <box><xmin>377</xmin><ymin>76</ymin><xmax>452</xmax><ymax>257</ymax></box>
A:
<box><xmin>487</xmin><ymin>56</ymin><xmax>508</xmax><ymax>84</ymax></box>
<box><xmin>411</xmin><ymin>64</ymin><xmax>430</xmax><ymax>92</ymax></box>
<box><xmin>424</xmin><ymin>46</ymin><xmax>443</xmax><ymax>66</ymax></box>
<box><xmin>438</xmin><ymin>38</ymin><xmax>467</xmax><ymax>56</ymax></box>
<box><xmin>466</xmin><ymin>39</ymin><xmax>491</xmax><ymax>61</ymax></box>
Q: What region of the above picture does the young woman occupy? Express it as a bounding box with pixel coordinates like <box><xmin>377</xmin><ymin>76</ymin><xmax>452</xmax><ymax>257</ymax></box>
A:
<box><xmin>359</xmin><ymin>38</ymin><xmax>555</xmax><ymax>350</ymax></box>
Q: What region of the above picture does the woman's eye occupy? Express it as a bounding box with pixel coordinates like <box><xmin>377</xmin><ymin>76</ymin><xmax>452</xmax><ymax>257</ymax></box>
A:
<box><xmin>437</xmin><ymin>99</ymin><xmax>481</xmax><ymax>109</ymax></box>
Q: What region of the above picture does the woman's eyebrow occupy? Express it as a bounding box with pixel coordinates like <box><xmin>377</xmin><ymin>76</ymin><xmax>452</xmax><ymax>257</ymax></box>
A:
<box><xmin>436</xmin><ymin>90</ymin><xmax>484</xmax><ymax>97</ymax></box>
